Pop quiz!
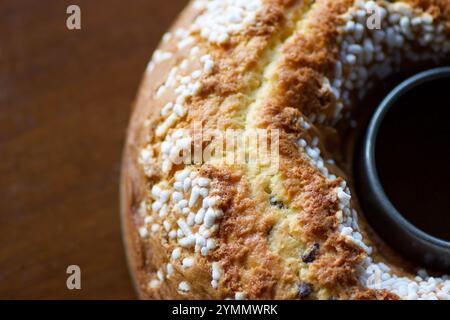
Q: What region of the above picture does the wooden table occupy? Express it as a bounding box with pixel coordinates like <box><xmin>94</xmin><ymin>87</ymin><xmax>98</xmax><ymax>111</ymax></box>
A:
<box><xmin>0</xmin><ymin>0</ymin><xmax>188</xmax><ymax>299</ymax></box>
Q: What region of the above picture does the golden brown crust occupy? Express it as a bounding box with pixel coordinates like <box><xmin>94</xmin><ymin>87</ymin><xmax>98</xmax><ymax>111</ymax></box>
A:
<box><xmin>121</xmin><ymin>0</ymin><xmax>450</xmax><ymax>300</ymax></box>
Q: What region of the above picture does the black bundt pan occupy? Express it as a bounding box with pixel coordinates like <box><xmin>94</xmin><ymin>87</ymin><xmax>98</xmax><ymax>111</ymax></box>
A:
<box><xmin>356</xmin><ymin>67</ymin><xmax>450</xmax><ymax>272</ymax></box>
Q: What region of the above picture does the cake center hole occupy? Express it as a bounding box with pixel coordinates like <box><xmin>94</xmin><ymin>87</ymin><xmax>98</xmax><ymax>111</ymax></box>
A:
<box><xmin>375</xmin><ymin>76</ymin><xmax>450</xmax><ymax>241</ymax></box>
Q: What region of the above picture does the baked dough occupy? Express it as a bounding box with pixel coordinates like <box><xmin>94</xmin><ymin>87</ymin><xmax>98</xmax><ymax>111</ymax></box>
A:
<box><xmin>121</xmin><ymin>0</ymin><xmax>450</xmax><ymax>300</ymax></box>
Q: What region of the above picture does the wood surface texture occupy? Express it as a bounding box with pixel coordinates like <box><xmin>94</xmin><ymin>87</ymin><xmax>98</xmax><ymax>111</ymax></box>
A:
<box><xmin>0</xmin><ymin>0</ymin><xmax>188</xmax><ymax>299</ymax></box>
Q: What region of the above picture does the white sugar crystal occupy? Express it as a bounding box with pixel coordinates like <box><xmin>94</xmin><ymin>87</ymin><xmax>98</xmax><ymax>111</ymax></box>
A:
<box><xmin>182</xmin><ymin>257</ymin><xmax>195</xmax><ymax>268</ymax></box>
<box><xmin>171</xmin><ymin>248</ymin><xmax>181</xmax><ymax>260</ymax></box>
<box><xmin>235</xmin><ymin>292</ymin><xmax>246</xmax><ymax>300</ymax></box>
<box><xmin>139</xmin><ymin>226</ymin><xmax>148</xmax><ymax>238</ymax></box>
<box><xmin>178</xmin><ymin>281</ymin><xmax>190</xmax><ymax>292</ymax></box>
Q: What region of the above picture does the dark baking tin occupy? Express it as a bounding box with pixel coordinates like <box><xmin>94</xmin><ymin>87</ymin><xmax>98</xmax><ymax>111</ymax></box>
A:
<box><xmin>357</xmin><ymin>67</ymin><xmax>450</xmax><ymax>272</ymax></box>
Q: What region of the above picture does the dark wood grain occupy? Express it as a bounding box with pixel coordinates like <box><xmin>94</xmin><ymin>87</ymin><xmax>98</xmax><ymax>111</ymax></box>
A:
<box><xmin>0</xmin><ymin>0</ymin><xmax>188</xmax><ymax>299</ymax></box>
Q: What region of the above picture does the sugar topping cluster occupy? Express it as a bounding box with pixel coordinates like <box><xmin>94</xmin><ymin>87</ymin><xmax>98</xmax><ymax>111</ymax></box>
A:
<box><xmin>139</xmin><ymin>167</ymin><xmax>225</xmax><ymax>293</ymax></box>
<box><xmin>313</xmin><ymin>0</ymin><xmax>450</xmax><ymax>125</ymax></box>
<box><xmin>154</xmin><ymin>50</ymin><xmax>214</xmax><ymax>140</ymax></box>
<box><xmin>361</xmin><ymin>261</ymin><xmax>450</xmax><ymax>300</ymax></box>
<box><xmin>297</xmin><ymin>125</ymin><xmax>372</xmax><ymax>256</ymax></box>
<box><xmin>192</xmin><ymin>0</ymin><xmax>263</xmax><ymax>44</ymax></box>
<box><xmin>160</xmin><ymin>129</ymin><xmax>193</xmax><ymax>175</ymax></box>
